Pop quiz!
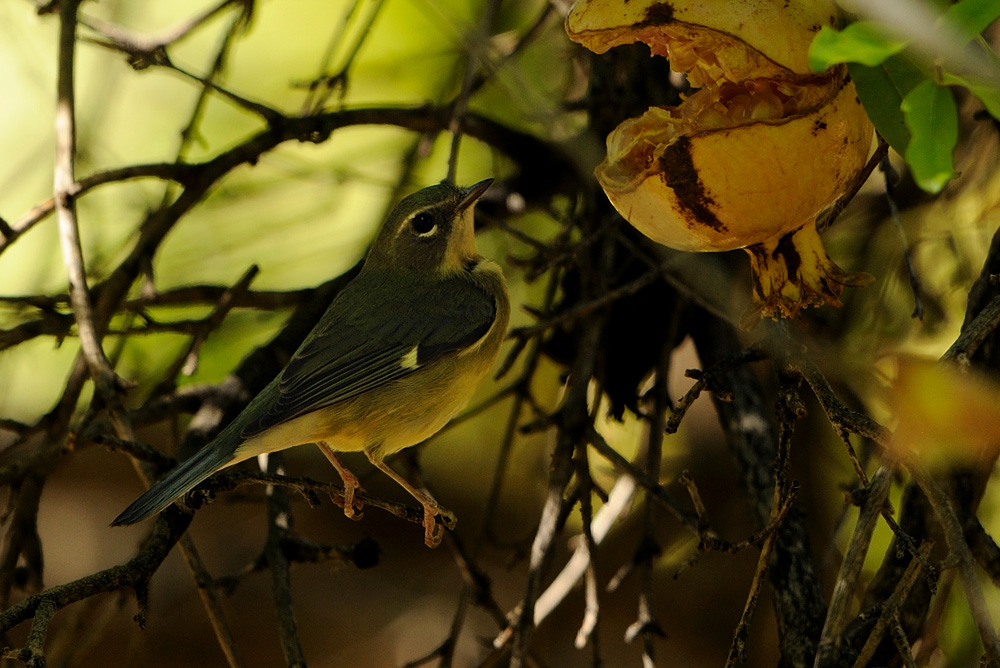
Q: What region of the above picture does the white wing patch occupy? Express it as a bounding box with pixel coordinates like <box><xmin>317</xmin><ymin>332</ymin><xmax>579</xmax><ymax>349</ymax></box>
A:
<box><xmin>400</xmin><ymin>345</ymin><xmax>420</xmax><ymax>370</ymax></box>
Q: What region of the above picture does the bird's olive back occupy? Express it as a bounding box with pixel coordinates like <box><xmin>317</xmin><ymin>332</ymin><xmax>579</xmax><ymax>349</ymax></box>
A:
<box><xmin>364</xmin><ymin>182</ymin><xmax>470</xmax><ymax>274</ymax></box>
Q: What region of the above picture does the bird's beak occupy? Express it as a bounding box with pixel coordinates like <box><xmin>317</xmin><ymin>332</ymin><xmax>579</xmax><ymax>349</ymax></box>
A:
<box><xmin>458</xmin><ymin>178</ymin><xmax>494</xmax><ymax>211</ymax></box>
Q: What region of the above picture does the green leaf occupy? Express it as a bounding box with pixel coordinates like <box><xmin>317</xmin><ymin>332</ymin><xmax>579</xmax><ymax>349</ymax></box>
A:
<box><xmin>809</xmin><ymin>23</ymin><xmax>909</xmax><ymax>71</ymax></box>
<box><xmin>848</xmin><ymin>56</ymin><xmax>925</xmax><ymax>155</ymax></box>
<box><xmin>944</xmin><ymin>0</ymin><xmax>1000</xmax><ymax>42</ymax></box>
<box><xmin>900</xmin><ymin>81</ymin><xmax>960</xmax><ymax>193</ymax></box>
<box><xmin>940</xmin><ymin>38</ymin><xmax>1000</xmax><ymax>119</ymax></box>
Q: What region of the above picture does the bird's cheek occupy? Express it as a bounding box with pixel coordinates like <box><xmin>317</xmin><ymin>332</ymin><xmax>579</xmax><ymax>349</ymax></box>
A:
<box><xmin>442</xmin><ymin>209</ymin><xmax>479</xmax><ymax>272</ymax></box>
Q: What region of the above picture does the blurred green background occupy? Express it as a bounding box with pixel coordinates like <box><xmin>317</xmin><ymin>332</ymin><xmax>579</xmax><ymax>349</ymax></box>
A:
<box><xmin>2</xmin><ymin>1</ymin><xmax>1000</xmax><ymax>667</ymax></box>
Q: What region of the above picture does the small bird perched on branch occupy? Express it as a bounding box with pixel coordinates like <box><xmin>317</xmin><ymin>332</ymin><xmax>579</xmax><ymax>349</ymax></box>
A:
<box><xmin>113</xmin><ymin>179</ymin><xmax>509</xmax><ymax>547</ymax></box>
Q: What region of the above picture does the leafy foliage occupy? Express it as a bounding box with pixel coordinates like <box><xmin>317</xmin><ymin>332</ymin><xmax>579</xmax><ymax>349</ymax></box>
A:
<box><xmin>809</xmin><ymin>0</ymin><xmax>1000</xmax><ymax>192</ymax></box>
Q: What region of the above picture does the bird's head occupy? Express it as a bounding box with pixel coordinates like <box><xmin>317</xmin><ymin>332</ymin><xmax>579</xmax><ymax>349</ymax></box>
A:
<box><xmin>365</xmin><ymin>179</ymin><xmax>494</xmax><ymax>275</ymax></box>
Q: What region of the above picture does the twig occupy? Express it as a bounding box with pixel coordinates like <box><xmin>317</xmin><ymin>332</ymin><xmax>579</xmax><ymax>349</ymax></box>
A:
<box><xmin>103</xmin><ymin>386</ymin><xmax>248</xmax><ymax>667</ymax></box>
<box><xmin>445</xmin><ymin>0</ymin><xmax>499</xmax><ymax>182</ymax></box>
<box><xmin>665</xmin><ymin>344</ymin><xmax>766</xmax><ymax>434</ymax></box>
<box><xmin>0</xmin><ymin>510</ymin><xmax>190</xmax><ymax>634</ymax></box>
<box><xmin>905</xmin><ymin>456</ymin><xmax>1000</xmax><ymax>668</ymax></box>
<box><xmin>881</xmin><ymin>155</ymin><xmax>924</xmax><ymax>320</ymax></box>
<box><xmin>725</xmin><ymin>368</ymin><xmax>801</xmax><ymax>667</ymax></box>
<box><xmin>816</xmin><ymin>138</ymin><xmax>888</xmax><ymax>232</ymax></box>
<box><xmin>53</xmin><ymin>0</ymin><xmax>122</xmax><ymax>398</ymax></box>
<box><xmin>504</xmin><ymin>429</ymin><xmax>575</xmax><ymax>665</ymax></box>
<box><xmin>0</xmin><ymin>419</ymin><xmax>29</xmax><ymax>436</ymax></box>
<box><xmin>174</xmin><ymin>532</ymin><xmax>248</xmax><ymax>667</ymax></box>
<box><xmin>171</xmin><ymin>265</ymin><xmax>260</xmax><ymax>382</ymax></box>
<box><xmin>942</xmin><ymin>294</ymin><xmax>1000</xmax><ymax>366</ymax></box>
<box><xmin>967</xmin><ymin>516</ymin><xmax>1000</xmax><ymax>587</ymax></box>
<box><xmin>794</xmin><ymin>358</ymin><xmax>891</xmax><ymax>448</ymax></box>
<box><xmin>6</xmin><ymin>103</ymin><xmax>571</xmax><ymax>266</ymax></box>
<box><xmin>724</xmin><ymin>491</ymin><xmax>796</xmax><ymax>668</ymax></box>
<box><xmin>264</xmin><ymin>453</ymin><xmax>307</xmax><ymax>668</ymax></box>
<box><xmin>813</xmin><ymin>465</ymin><xmax>896</xmax><ymax>668</ymax></box>
<box><xmin>627</xmin><ymin>342</ymin><xmax>671</xmax><ymax>667</ymax></box>
<box><xmin>0</xmin><ymin>473</ymin><xmax>45</xmax><ymax>610</ymax></box>
<box><xmin>212</xmin><ymin>534</ymin><xmax>366</xmax><ymax>595</ymax></box>
<box><xmin>690</xmin><ymin>310</ymin><xmax>825</xmax><ymax>668</ymax></box>
<box><xmin>442</xmin><ymin>529</ymin><xmax>507</xmax><ymax>628</ymax></box>
<box><xmin>81</xmin><ymin>0</ymin><xmax>247</xmax><ymax>58</ymax></box>
<box><xmin>798</xmin><ymin>348</ymin><xmax>999</xmax><ymax>667</ymax></box>
<box><xmin>300</xmin><ymin>0</ymin><xmax>387</xmax><ymax>114</ymax></box>
<box><xmin>125</xmin><ymin>284</ymin><xmax>311</xmax><ymax>310</ymax></box>
<box><xmin>888</xmin><ymin>611</ymin><xmax>920</xmax><ymax>668</ymax></box>
<box><xmin>510</xmin><ymin>257</ymin><xmax>685</xmax><ymax>342</ymax></box>
<box><xmin>586</xmin><ymin>427</ymin><xmax>700</xmax><ymax>533</ymax></box>
<box><xmin>166</xmin><ymin>60</ymin><xmax>285</xmax><ymax>125</ymax></box>
<box><xmin>528</xmin><ymin>475</ymin><xmax>636</xmax><ymax>630</ymax></box>
<box><xmin>166</xmin><ymin>0</ymin><xmax>249</xmax><ymax>209</ymax></box>
<box><xmin>46</xmin><ymin>592</ymin><xmax>127</xmax><ymax>668</ymax></box>
<box><xmin>0</xmin><ymin>162</ymin><xmax>195</xmax><ymax>257</ymax></box>
<box><xmin>202</xmin><ymin>467</ymin><xmax>457</xmax><ymax>529</ymax></box>
<box><xmin>94</xmin><ymin>433</ymin><xmax>176</xmax><ymax>470</ymax></box>
<box><xmin>507</xmin><ymin>236</ymin><xmax>612</xmax><ymax>667</ymax></box>
<box><xmin>24</xmin><ymin>598</ymin><xmax>57</xmax><ymax>667</ymax></box>
<box><xmin>851</xmin><ymin>543</ymin><xmax>933</xmax><ymax>668</ymax></box>
<box><xmin>0</xmin><ymin>215</ymin><xmax>14</xmax><ymax>239</ymax></box>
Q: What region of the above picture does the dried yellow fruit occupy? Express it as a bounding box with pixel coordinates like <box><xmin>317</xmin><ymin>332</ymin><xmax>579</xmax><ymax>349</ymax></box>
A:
<box><xmin>566</xmin><ymin>0</ymin><xmax>875</xmax><ymax>318</ymax></box>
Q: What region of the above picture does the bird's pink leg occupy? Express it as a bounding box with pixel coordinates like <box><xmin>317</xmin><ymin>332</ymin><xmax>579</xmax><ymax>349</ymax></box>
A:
<box><xmin>365</xmin><ymin>452</ymin><xmax>455</xmax><ymax>548</ymax></box>
<box><xmin>317</xmin><ymin>441</ymin><xmax>364</xmax><ymax>519</ymax></box>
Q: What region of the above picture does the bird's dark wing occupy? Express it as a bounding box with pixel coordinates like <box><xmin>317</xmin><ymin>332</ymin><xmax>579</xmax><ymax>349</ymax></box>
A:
<box><xmin>239</xmin><ymin>271</ymin><xmax>497</xmax><ymax>439</ymax></box>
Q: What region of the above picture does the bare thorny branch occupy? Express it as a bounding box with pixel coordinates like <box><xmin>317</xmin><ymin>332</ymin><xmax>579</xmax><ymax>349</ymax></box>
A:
<box><xmin>2</xmin><ymin>2</ymin><xmax>1000</xmax><ymax>668</ymax></box>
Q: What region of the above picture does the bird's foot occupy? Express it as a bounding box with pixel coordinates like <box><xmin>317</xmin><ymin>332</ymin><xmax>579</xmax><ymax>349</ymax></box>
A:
<box><xmin>317</xmin><ymin>441</ymin><xmax>365</xmax><ymax>520</ymax></box>
<box><xmin>422</xmin><ymin>502</ymin><xmax>457</xmax><ymax>548</ymax></box>
<box><xmin>338</xmin><ymin>467</ymin><xmax>365</xmax><ymax>520</ymax></box>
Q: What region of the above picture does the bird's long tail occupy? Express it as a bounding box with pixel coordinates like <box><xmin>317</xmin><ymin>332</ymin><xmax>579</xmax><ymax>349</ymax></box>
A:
<box><xmin>111</xmin><ymin>444</ymin><xmax>234</xmax><ymax>526</ymax></box>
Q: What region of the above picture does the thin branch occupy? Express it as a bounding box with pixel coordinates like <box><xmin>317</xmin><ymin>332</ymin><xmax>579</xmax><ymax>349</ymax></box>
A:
<box><xmin>24</xmin><ymin>598</ymin><xmax>57</xmax><ymax>667</ymax></box>
<box><xmin>445</xmin><ymin>0</ymin><xmax>499</xmax><ymax>182</ymax></box>
<box><xmin>174</xmin><ymin>534</ymin><xmax>248</xmax><ymax>668</ymax></box>
<box><xmin>814</xmin><ymin>465</ymin><xmax>896</xmax><ymax>667</ymax></box>
<box><xmin>851</xmin><ymin>543</ymin><xmax>934</xmax><ymax>668</ymax></box>
<box><xmin>586</xmin><ymin>427</ymin><xmax>700</xmax><ymax>534</ymax></box>
<box><xmin>529</xmin><ymin>475</ymin><xmax>636</xmax><ymax>629</ymax></box>
<box><xmin>79</xmin><ymin>0</ymin><xmax>249</xmax><ymax>68</ymax></box>
<box><xmin>507</xmin><ymin>241</ymin><xmax>612</xmax><ymax>667</ymax></box>
<box><xmin>166</xmin><ymin>0</ymin><xmax>250</xmax><ymax>210</ymax></box>
<box><xmin>905</xmin><ymin>456</ymin><xmax>1000</xmax><ymax>668</ymax></box>
<box><xmin>887</xmin><ymin>613</ymin><xmax>920</xmax><ymax>668</ymax></box>
<box><xmin>53</xmin><ymin>0</ymin><xmax>122</xmax><ymax>398</ymax></box>
<box><xmin>0</xmin><ymin>510</ymin><xmax>190</xmax><ymax>634</ymax></box>
<box><xmin>47</xmin><ymin>591</ymin><xmax>127</xmax><ymax>668</ymax></box>
<box><xmin>476</xmin><ymin>268</ymin><xmax>560</xmax><ymax>551</ymax></box>
<box><xmin>264</xmin><ymin>453</ymin><xmax>307</xmax><ymax>668</ymax></box>
<box><xmin>0</xmin><ymin>215</ymin><xmax>14</xmax><ymax>239</ymax></box>
<box><xmin>942</xmin><ymin>294</ymin><xmax>1000</xmax><ymax>366</ymax></box>
<box><xmin>881</xmin><ymin>154</ymin><xmax>924</xmax><ymax>320</ymax></box>
<box><xmin>300</xmin><ymin>0</ymin><xmax>387</xmax><ymax>114</ymax></box>
<box><xmin>0</xmin><ymin>162</ymin><xmax>195</xmax><ymax>257</ymax></box>
<box><xmin>816</xmin><ymin>138</ymin><xmax>889</xmax><ymax>232</ymax></box>
<box><xmin>725</xmin><ymin>367</ymin><xmax>801</xmax><ymax>667</ymax></box>
<box><xmin>173</xmin><ymin>265</ymin><xmax>259</xmax><ymax>381</ymax></box>
<box><xmin>630</xmin><ymin>341</ymin><xmax>671</xmax><ymax>667</ymax></box>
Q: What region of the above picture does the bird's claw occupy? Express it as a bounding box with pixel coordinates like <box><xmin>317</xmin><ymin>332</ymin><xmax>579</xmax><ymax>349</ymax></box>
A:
<box><xmin>422</xmin><ymin>505</ymin><xmax>456</xmax><ymax>548</ymax></box>
<box><xmin>338</xmin><ymin>476</ymin><xmax>365</xmax><ymax>521</ymax></box>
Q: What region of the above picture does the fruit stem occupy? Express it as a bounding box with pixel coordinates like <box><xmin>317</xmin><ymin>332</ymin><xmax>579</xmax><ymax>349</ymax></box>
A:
<box><xmin>744</xmin><ymin>222</ymin><xmax>872</xmax><ymax>320</ymax></box>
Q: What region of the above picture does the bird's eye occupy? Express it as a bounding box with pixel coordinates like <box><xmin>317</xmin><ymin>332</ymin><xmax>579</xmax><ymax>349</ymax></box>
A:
<box><xmin>410</xmin><ymin>212</ymin><xmax>437</xmax><ymax>235</ymax></box>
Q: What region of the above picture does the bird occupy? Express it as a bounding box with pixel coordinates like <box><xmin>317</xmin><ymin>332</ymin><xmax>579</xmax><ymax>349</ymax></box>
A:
<box><xmin>112</xmin><ymin>179</ymin><xmax>509</xmax><ymax>547</ymax></box>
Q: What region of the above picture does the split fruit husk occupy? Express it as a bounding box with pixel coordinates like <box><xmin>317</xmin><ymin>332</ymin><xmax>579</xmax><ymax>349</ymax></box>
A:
<box><xmin>566</xmin><ymin>0</ymin><xmax>875</xmax><ymax>319</ymax></box>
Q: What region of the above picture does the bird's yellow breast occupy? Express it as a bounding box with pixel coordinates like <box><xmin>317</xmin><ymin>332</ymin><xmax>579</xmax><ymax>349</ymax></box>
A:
<box><xmin>232</xmin><ymin>261</ymin><xmax>509</xmax><ymax>465</ymax></box>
